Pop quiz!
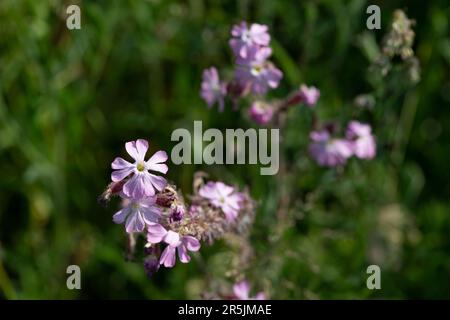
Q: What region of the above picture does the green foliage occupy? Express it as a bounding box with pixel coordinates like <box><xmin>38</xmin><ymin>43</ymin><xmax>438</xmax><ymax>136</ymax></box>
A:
<box><xmin>0</xmin><ymin>0</ymin><xmax>449</xmax><ymax>299</ymax></box>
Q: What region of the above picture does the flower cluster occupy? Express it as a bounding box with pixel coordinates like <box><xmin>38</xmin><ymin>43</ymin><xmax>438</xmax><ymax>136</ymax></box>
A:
<box><xmin>101</xmin><ymin>140</ymin><xmax>255</xmax><ymax>276</ymax></box>
<box><xmin>199</xmin><ymin>21</ymin><xmax>377</xmax><ymax>168</ymax></box>
<box><xmin>309</xmin><ymin>120</ymin><xmax>376</xmax><ymax>167</ymax></box>
<box><xmin>231</xmin><ymin>22</ymin><xmax>282</xmax><ymax>95</ymax></box>
<box><xmin>200</xmin><ymin>21</ymin><xmax>322</xmax><ymax>127</ymax></box>
<box><xmin>371</xmin><ymin>9</ymin><xmax>420</xmax><ymax>84</ymax></box>
<box><xmin>200</xmin><ymin>22</ymin><xmax>283</xmax><ymax>115</ymax></box>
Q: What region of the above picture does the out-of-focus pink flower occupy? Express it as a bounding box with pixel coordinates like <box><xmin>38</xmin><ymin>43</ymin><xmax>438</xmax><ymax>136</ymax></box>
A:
<box><xmin>299</xmin><ymin>84</ymin><xmax>320</xmax><ymax>107</ymax></box>
<box><xmin>147</xmin><ymin>224</ymin><xmax>201</xmax><ymax>268</ymax></box>
<box><xmin>199</xmin><ymin>181</ymin><xmax>244</xmax><ymax>222</ymax></box>
<box><xmin>235</xmin><ymin>47</ymin><xmax>282</xmax><ymax>95</ymax></box>
<box><xmin>200</xmin><ymin>67</ymin><xmax>227</xmax><ymax>112</ymax></box>
<box><xmin>188</xmin><ymin>205</ymin><xmax>200</xmax><ymax>217</ymax></box>
<box><xmin>309</xmin><ymin>130</ymin><xmax>353</xmax><ymax>167</ymax></box>
<box><xmin>233</xmin><ymin>281</ymin><xmax>266</xmax><ymax>300</ymax></box>
<box><xmin>346</xmin><ymin>121</ymin><xmax>376</xmax><ymax>159</ymax></box>
<box><xmin>229</xmin><ymin>22</ymin><xmax>270</xmax><ymax>59</ymax></box>
<box><xmin>111</xmin><ymin>139</ymin><xmax>168</xmax><ymax>199</ymax></box>
<box><xmin>248</xmin><ymin>101</ymin><xmax>274</xmax><ymax>125</ymax></box>
<box><xmin>113</xmin><ymin>196</ymin><xmax>161</xmax><ymax>233</ymax></box>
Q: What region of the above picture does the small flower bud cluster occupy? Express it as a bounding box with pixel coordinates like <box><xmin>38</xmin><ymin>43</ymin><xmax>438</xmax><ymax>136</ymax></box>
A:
<box><xmin>200</xmin><ymin>21</ymin><xmax>321</xmax><ymax>126</ymax></box>
<box><xmin>372</xmin><ymin>10</ymin><xmax>420</xmax><ymax>84</ymax></box>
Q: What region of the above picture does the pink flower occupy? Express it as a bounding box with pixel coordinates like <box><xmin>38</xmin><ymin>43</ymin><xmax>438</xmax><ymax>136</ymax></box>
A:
<box><xmin>199</xmin><ymin>181</ymin><xmax>243</xmax><ymax>221</ymax></box>
<box><xmin>111</xmin><ymin>139</ymin><xmax>168</xmax><ymax>199</ymax></box>
<box><xmin>200</xmin><ymin>67</ymin><xmax>227</xmax><ymax>112</ymax></box>
<box><xmin>299</xmin><ymin>84</ymin><xmax>320</xmax><ymax>107</ymax></box>
<box><xmin>346</xmin><ymin>121</ymin><xmax>376</xmax><ymax>159</ymax></box>
<box><xmin>235</xmin><ymin>47</ymin><xmax>282</xmax><ymax>95</ymax></box>
<box><xmin>113</xmin><ymin>196</ymin><xmax>161</xmax><ymax>233</ymax></box>
<box><xmin>147</xmin><ymin>224</ymin><xmax>201</xmax><ymax>268</ymax></box>
<box><xmin>248</xmin><ymin>101</ymin><xmax>274</xmax><ymax>125</ymax></box>
<box><xmin>229</xmin><ymin>22</ymin><xmax>270</xmax><ymax>59</ymax></box>
<box><xmin>233</xmin><ymin>281</ymin><xmax>266</xmax><ymax>300</ymax></box>
<box><xmin>309</xmin><ymin>130</ymin><xmax>353</xmax><ymax>167</ymax></box>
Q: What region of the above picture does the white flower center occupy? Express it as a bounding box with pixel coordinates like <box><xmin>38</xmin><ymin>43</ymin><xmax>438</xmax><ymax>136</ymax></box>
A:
<box><xmin>131</xmin><ymin>202</ymin><xmax>140</xmax><ymax>210</ymax></box>
<box><xmin>251</xmin><ymin>64</ymin><xmax>263</xmax><ymax>76</ymax></box>
<box><xmin>241</xmin><ymin>30</ymin><xmax>251</xmax><ymax>43</ymax></box>
<box><xmin>136</xmin><ymin>161</ymin><xmax>146</xmax><ymax>172</ymax></box>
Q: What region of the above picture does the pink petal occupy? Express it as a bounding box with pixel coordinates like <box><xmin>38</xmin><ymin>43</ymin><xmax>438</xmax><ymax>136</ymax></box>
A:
<box><xmin>135</xmin><ymin>139</ymin><xmax>149</xmax><ymax>159</ymax></box>
<box><xmin>111</xmin><ymin>157</ymin><xmax>132</xmax><ymax>170</ymax></box>
<box><xmin>216</xmin><ymin>182</ymin><xmax>234</xmax><ymax>197</ymax></box>
<box><xmin>226</xmin><ymin>193</ymin><xmax>243</xmax><ymax>210</ymax></box>
<box><xmin>125</xmin><ymin>212</ymin><xmax>145</xmax><ymax>233</ymax></box>
<box><xmin>198</xmin><ymin>184</ymin><xmax>214</xmax><ymax>199</ymax></box>
<box><xmin>159</xmin><ymin>246</ymin><xmax>176</xmax><ymax>268</ymax></box>
<box><xmin>140</xmin><ymin>206</ymin><xmax>160</xmax><ymax>224</ymax></box>
<box><xmin>125</xmin><ymin>141</ymin><xmax>139</xmax><ymax>161</ymax></box>
<box><xmin>125</xmin><ymin>139</ymin><xmax>148</xmax><ymax>162</ymax></box>
<box><xmin>163</xmin><ymin>230</ymin><xmax>181</xmax><ymax>246</ymax></box>
<box><xmin>111</xmin><ymin>167</ymin><xmax>134</xmax><ymax>182</ymax></box>
<box><xmin>233</xmin><ymin>281</ymin><xmax>250</xmax><ymax>300</ymax></box>
<box><xmin>177</xmin><ymin>245</ymin><xmax>191</xmax><ymax>263</ymax></box>
<box><xmin>182</xmin><ymin>236</ymin><xmax>200</xmax><ymax>251</ymax></box>
<box><xmin>112</xmin><ymin>207</ymin><xmax>129</xmax><ymax>224</ymax></box>
<box><xmin>147</xmin><ymin>223</ymin><xmax>167</xmax><ymax>243</ymax></box>
<box><xmin>141</xmin><ymin>195</ymin><xmax>157</xmax><ymax>206</ymax></box>
<box><xmin>147</xmin><ymin>173</ymin><xmax>167</xmax><ymax>192</ymax></box>
<box><xmin>231</xmin><ymin>22</ymin><xmax>246</xmax><ymax>37</ymax></box>
<box><xmin>222</xmin><ymin>204</ymin><xmax>239</xmax><ymax>221</ymax></box>
<box><xmin>123</xmin><ymin>175</ymin><xmax>153</xmax><ymax>199</ymax></box>
<box><xmin>147</xmin><ymin>163</ymin><xmax>168</xmax><ymax>174</ymax></box>
<box><xmin>199</xmin><ymin>182</ymin><xmax>222</xmax><ymax>200</ymax></box>
<box><xmin>147</xmin><ymin>150</ymin><xmax>168</xmax><ymax>165</ymax></box>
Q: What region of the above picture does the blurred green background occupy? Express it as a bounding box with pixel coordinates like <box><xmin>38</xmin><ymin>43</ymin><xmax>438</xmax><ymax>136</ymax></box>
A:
<box><xmin>0</xmin><ymin>0</ymin><xmax>449</xmax><ymax>299</ymax></box>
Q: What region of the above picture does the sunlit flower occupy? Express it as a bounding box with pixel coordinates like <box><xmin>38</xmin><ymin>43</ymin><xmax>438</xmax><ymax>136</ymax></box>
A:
<box><xmin>235</xmin><ymin>47</ymin><xmax>282</xmax><ymax>95</ymax></box>
<box><xmin>248</xmin><ymin>101</ymin><xmax>274</xmax><ymax>125</ymax></box>
<box><xmin>112</xmin><ymin>195</ymin><xmax>161</xmax><ymax>233</ymax></box>
<box><xmin>346</xmin><ymin>121</ymin><xmax>376</xmax><ymax>159</ymax></box>
<box><xmin>111</xmin><ymin>139</ymin><xmax>168</xmax><ymax>199</ymax></box>
<box><xmin>233</xmin><ymin>280</ymin><xmax>266</xmax><ymax>300</ymax></box>
<box><xmin>309</xmin><ymin>130</ymin><xmax>353</xmax><ymax>167</ymax></box>
<box><xmin>299</xmin><ymin>84</ymin><xmax>320</xmax><ymax>107</ymax></box>
<box><xmin>199</xmin><ymin>181</ymin><xmax>243</xmax><ymax>221</ymax></box>
<box><xmin>200</xmin><ymin>67</ymin><xmax>227</xmax><ymax>112</ymax></box>
<box><xmin>147</xmin><ymin>224</ymin><xmax>201</xmax><ymax>268</ymax></box>
<box><xmin>229</xmin><ymin>22</ymin><xmax>270</xmax><ymax>59</ymax></box>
